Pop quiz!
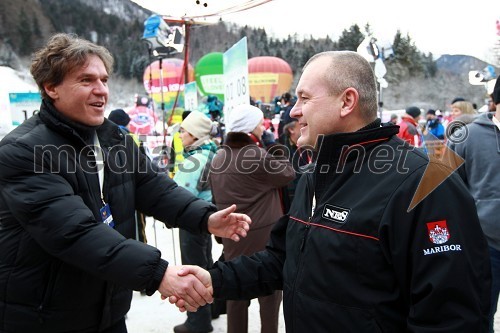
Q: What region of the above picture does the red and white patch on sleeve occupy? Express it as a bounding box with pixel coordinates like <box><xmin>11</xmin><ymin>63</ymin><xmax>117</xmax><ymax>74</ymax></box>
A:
<box><xmin>426</xmin><ymin>220</ymin><xmax>450</xmax><ymax>245</ymax></box>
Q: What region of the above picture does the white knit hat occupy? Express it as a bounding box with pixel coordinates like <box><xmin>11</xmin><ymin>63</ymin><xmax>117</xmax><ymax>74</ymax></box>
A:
<box><xmin>181</xmin><ymin>111</ymin><xmax>214</xmax><ymax>139</ymax></box>
<box><xmin>226</xmin><ymin>104</ymin><xmax>263</xmax><ymax>133</ymax></box>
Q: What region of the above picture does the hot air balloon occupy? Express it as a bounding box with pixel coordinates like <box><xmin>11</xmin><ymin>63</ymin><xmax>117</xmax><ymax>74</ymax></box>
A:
<box><xmin>143</xmin><ymin>58</ymin><xmax>194</xmax><ymax>111</ymax></box>
<box><xmin>195</xmin><ymin>52</ymin><xmax>224</xmax><ymax>102</ymax></box>
<box><xmin>248</xmin><ymin>56</ymin><xmax>293</xmax><ymax>103</ymax></box>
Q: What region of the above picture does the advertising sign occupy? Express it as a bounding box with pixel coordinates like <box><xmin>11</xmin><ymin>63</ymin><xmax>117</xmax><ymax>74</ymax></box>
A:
<box><xmin>223</xmin><ymin>37</ymin><xmax>249</xmax><ymax>120</ymax></box>
<box><xmin>9</xmin><ymin>92</ymin><xmax>42</xmax><ymax>126</ymax></box>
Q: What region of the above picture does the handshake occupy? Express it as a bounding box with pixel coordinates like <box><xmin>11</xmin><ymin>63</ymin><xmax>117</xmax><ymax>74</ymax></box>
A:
<box><xmin>156</xmin><ymin>204</ymin><xmax>252</xmax><ymax>311</ymax></box>
<box><xmin>158</xmin><ymin>265</ymin><xmax>212</xmax><ymax>312</ymax></box>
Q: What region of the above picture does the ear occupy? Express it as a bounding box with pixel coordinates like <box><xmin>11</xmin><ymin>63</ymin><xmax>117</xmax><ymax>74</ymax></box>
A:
<box><xmin>340</xmin><ymin>87</ymin><xmax>359</xmax><ymax>118</ymax></box>
<box><xmin>44</xmin><ymin>84</ymin><xmax>59</xmax><ymax>100</ymax></box>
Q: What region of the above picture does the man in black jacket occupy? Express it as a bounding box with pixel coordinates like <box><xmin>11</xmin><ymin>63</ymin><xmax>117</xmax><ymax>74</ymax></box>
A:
<box><xmin>172</xmin><ymin>51</ymin><xmax>491</xmax><ymax>332</ymax></box>
<box><xmin>0</xmin><ymin>33</ymin><xmax>251</xmax><ymax>333</ymax></box>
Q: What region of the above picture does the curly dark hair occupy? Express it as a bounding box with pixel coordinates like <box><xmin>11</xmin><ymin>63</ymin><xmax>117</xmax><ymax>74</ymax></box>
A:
<box><xmin>30</xmin><ymin>33</ymin><xmax>114</xmax><ymax>101</ymax></box>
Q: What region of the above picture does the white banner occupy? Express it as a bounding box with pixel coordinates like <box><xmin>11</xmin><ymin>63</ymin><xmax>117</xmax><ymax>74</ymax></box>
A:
<box><xmin>223</xmin><ymin>37</ymin><xmax>249</xmax><ymax>121</ymax></box>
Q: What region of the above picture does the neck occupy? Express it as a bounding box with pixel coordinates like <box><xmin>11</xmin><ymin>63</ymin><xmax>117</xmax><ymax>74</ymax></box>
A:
<box><xmin>42</xmin><ymin>99</ymin><xmax>99</xmax><ymax>144</ymax></box>
<box><xmin>344</xmin><ymin>115</ymin><xmax>379</xmax><ymax>132</ymax></box>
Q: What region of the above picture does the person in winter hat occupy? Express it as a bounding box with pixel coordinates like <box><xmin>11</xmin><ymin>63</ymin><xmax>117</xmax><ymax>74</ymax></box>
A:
<box><xmin>180</xmin><ymin>111</ymin><xmax>218</xmax><ymax>150</ymax></box>
<box><xmin>108</xmin><ymin>108</ymin><xmax>130</xmax><ymax>127</ymax></box>
<box><xmin>225</xmin><ymin>104</ymin><xmax>279</xmax><ymax>148</ymax></box>
<box><xmin>449</xmin><ymin>76</ymin><xmax>500</xmax><ymax>333</ymax></box>
<box><xmin>207</xmin><ymin>103</ymin><xmax>295</xmax><ymax>333</ymax></box>
<box><xmin>226</xmin><ymin>104</ymin><xmax>264</xmax><ymax>135</ymax></box>
<box><xmin>173</xmin><ymin>111</ymin><xmax>219</xmax><ymax>333</ymax></box>
<box><xmin>397</xmin><ymin>106</ymin><xmax>422</xmax><ymax>146</ymax></box>
<box><xmin>405</xmin><ymin>106</ymin><xmax>421</xmax><ymax>119</ymax></box>
<box><xmin>424</xmin><ymin>109</ymin><xmax>445</xmax><ymax>140</ymax></box>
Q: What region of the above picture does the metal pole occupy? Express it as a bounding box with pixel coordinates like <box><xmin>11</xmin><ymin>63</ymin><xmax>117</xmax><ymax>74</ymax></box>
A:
<box><xmin>171</xmin><ymin>228</ymin><xmax>177</xmax><ymax>265</ymax></box>
<box><xmin>158</xmin><ymin>58</ymin><xmax>166</xmax><ymax>146</ymax></box>
<box><xmin>152</xmin><ymin>219</ymin><xmax>158</xmax><ymax>248</ymax></box>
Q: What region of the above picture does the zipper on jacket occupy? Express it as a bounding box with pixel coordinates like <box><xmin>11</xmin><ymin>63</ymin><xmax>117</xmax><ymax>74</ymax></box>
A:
<box><xmin>37</xmin><ymin>305</ymin><xmax>44</xmax><ymax>323</ymax></box>
<box><xmin>37</xmin><ymin>262</ymin><xmax>60</xmax><ymax>324</ymax></box>
<box><xmin>290</xmin><ymin>175</ymin><xmax>316</xmax><ymax>331</ymax></box>
<box><xmin>300</xmin><ymin>192</ymin><xmax>315</xmax><ymax>252</ymax></box>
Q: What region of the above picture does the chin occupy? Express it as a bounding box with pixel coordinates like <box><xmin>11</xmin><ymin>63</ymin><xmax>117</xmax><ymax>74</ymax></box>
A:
<box><xmin>297</xmin><ymin>137</ymin><xmax>310</xmax><ymax>148</ymax></box>
<box><xmin>87</xmin><ymin>117</ymin><xmax>105</xmax><ymax>127</ymax></box>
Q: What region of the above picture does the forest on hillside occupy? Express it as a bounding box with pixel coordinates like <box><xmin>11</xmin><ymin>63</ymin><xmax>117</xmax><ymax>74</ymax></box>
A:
<box><xmin>0</xmin><ymin>0</ymin><xmax>496</xmax><ymax>110</ymax></box>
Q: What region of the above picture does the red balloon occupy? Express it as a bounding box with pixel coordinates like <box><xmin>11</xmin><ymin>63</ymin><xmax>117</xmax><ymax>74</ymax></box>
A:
<box><xmin>248</xmin><ymin>56</ymin><xmax>293</xmax><ymax>103</ymax></box>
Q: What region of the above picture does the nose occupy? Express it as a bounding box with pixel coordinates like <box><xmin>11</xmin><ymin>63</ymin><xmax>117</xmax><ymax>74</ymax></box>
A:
<box><xmin>290</xmin><ymin>103</ymin><xmax>301</xmax><ymax>118</ymax></box>
<box><xmin>93</xmin><ymin>80</ymin><xmax>108</xmax><ymax>96</ymax></box>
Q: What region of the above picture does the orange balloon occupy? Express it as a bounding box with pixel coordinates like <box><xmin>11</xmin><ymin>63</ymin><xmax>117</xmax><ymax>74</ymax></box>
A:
<box><xmin>248</xmin><ymin>56</ymin><xmax>293</xmax><ymax>103</ymax></box>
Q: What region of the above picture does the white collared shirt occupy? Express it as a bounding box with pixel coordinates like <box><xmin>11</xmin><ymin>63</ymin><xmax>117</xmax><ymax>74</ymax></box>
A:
<box><xmin>493</xmin><ymin>114</ymin><xmax>500</xmax><ymax>131</ymax></box>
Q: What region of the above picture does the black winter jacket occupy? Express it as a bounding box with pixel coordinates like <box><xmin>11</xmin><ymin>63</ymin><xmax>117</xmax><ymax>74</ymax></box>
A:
<box><xmin>210</xmin><ymin>120</ymin><xmax>491</xmax><ymax>332</ymax></box>
<box><xmin>0</xmin><ymin>101</ymin><xmax>216</xmax><ymax>333</ymax></box>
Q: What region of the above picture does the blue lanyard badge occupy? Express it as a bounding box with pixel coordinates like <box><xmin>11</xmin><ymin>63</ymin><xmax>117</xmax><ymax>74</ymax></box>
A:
<box><xmin>100</xmin><ymin>203</ymin><xmax>115</xmax><ymax>228</ymax></box>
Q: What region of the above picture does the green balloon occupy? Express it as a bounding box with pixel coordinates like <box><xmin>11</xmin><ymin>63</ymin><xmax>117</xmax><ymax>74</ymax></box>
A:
<box><xmin>195</xmin><ymin>52</ymin><xmax>224</xmax><ymax>101</ymax></box>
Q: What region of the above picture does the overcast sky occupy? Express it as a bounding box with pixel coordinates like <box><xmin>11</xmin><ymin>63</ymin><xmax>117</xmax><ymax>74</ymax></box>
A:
<box><xmin>133</xmin><ymin>0</ymin><xmax>500</xmax><ymax>63</ymax></box>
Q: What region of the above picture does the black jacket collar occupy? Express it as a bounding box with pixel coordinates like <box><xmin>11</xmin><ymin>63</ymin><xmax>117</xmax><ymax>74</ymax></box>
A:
<box><xmin>315</xmin><ymin>119</ymin><xmax>400</xmax><ymax>165</ymax></box>
<box><xmin>38</xmin><ymin>99</ymin><xmax>123</xmax><ymax>147</ymax></box>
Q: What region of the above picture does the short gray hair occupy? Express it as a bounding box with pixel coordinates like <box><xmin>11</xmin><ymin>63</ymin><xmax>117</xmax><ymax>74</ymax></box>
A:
<box><xmin>304</xmin><ymin>51</ymin><xmax>378</xmax><ymax>120</ymax></box>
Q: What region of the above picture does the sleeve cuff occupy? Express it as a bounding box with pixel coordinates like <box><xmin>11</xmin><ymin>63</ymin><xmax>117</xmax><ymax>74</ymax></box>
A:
<box><xmin>201</xmin><ymin>207</ymin><xmax>216</xmax><ymax>234</ymax></box>
<box><xmin>209</xmin><ymin>267</ymin><xmax>223</xmax><ymax>297</ymax></box>
<box><xmin>145</xmin><ymin>258</ymin><xmax>169</xmax><ymax>296</ymax></box>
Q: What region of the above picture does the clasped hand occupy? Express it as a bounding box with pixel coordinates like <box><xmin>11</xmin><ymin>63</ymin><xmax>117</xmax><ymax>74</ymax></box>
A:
<box><xmin>158</xmin><ymin>205</ymin><xmax>249</xmax><ymax>311</ymax></box>
<box><xmin>158</xmin><ymin>265</ymin><xmax>212</xmax><ymax>312</ymax></box>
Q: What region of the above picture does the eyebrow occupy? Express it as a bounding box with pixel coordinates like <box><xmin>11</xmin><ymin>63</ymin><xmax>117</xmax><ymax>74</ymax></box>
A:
<box><xmin>76</xmin><ymin>73</ymin><xmax>109</xmax><ymax>80</ymax></box>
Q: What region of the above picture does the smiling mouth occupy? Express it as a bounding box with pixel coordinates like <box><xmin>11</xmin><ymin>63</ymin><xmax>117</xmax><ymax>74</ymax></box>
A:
<box><xmin>90</xmin><ymin>102</ymin><xmax>105</xmax><ymax>108</ymax></box>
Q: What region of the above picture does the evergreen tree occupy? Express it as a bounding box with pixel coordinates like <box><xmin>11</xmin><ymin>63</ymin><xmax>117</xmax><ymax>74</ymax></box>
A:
<box><xmin>392</xmin><ymin>30</ymin><xmax>423</xmax><ymax>75</ymax></box>
<box><xmin>0</xmin><ymin>2</ymin><xmax>6</xmax><ymax>36</ymax></box>
<box><xmin>17</xmin><ymin>8</ymin><xmax>33</xmax><ymax>56</ymax></box>
<box><xmin>422</xmin><ymin>52</ymin><xmax>437</xmax><ymax>78</ymax></box>
<box><xmin>275</xmin><ymin>48</ymin><xmax>283</xmax><ymax>59</ymax></box>
<box><xmin>257</xmin><ymin>28</ymin><xmax>270</xmax><ymax>55</ymax></box>
<box><xmin>338</xmin><ymin>24</ymin><xmax>364</xmax><ymax>51</ymax></box>
<box><xmin>32</xmin><ymin>16</ymin><xmax>42</xmax><ymax>38</ymax></box>
<box><xmin>285</xmin><ymin>48</ymin><xmax>299</xmax><ymax>72</ymax></box>
<box><xmin>301</xmin><ymin>44</ymin><xmax>316</xmax><ymax>66</ymax></box>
